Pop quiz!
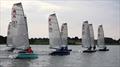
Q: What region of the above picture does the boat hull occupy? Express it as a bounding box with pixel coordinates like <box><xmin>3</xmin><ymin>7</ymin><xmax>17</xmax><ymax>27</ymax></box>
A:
<box><xmin>16</xmin><ymin>53</ymin><xmax>38</xmax><ymax>59</ymax></box>
<box><xmin>83</xmin><ymin>50</ymin><xmax>96</xmax><ymax>53</ymax></box>
<box><xmin>98</xmin><ymin>49</ymin><xmax>109</xmax><ymax>51</ymax></box>
<box><xmin>49</xmin><ymin>50</ymin><xmax>71</xmax><ymax>56</ymax></box>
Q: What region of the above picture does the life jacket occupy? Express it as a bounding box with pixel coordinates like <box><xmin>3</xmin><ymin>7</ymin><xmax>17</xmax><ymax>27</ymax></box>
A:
<box><xmin>26</xmin><ymin>47</ymin><xmax>33</xmax><ymax>53</ymax></box>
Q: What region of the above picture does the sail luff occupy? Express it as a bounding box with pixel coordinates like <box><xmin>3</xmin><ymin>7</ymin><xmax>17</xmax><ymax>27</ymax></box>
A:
<box><xmin>97</xmin><ymin>25</ymin><xmax>105</xmax><ymax>48</ymax></box>
<box><xmin>48</xmin><ymin>13</ymin><xmax>62</xmax><ymax>49</ymax></box>
<box><xmin>55</xmin><ymin>14</ymin><xmax>62</xmax><ymax>48</ymax></box>
<box><xmin>61</xmin><ymin>23</ymin><xmax>68</xmax><ymax>47</ymax></box>
<box><xmin>82</xmin><ymin>21</ymin><xmax>91</xmax><ymax>48</ymax></box>
<box><xmin>7</xmin><ymin>22</ymin><xmax>14</xmax><ymax>47</ymax></box>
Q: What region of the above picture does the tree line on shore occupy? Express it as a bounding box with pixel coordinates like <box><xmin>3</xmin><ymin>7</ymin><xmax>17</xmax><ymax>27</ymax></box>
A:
<box><xmin>0</xmin><ymin>35</ymin><xmax>120</xmax><ymax>45</ymax></box>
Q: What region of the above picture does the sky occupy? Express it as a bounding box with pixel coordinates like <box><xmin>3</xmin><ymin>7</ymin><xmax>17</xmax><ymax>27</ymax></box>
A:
<box><xmin>0</xmin><ymin>0</ymin><xmax>120</xmax><ymax>40</ymax></box>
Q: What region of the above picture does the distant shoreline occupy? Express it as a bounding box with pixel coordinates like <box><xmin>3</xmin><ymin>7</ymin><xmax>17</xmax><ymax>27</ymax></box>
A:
<box><xmin>0</xmin><ymin>35</ymin><xmax>120</xmax><ymax>45</ymax></box>
<box><xmin>0</xmin><ymin>43</ymin><xmax>120</xmax><ymax>45</ymax></box>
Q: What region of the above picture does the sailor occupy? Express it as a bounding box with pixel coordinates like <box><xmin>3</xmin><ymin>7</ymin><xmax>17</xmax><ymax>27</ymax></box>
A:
<box><xmin>104</xmin><ymin>46</ymin><xmax>107</xmax><ymax>50</ymax></box>
<box><xmin>8</xmin><ymin>47</ymin><xmax>15</xmax><ymax>52</ymax></box>
<box><xmin>19</xmin><ymin>47</ymin><xmax>33</xmax><ymax>53</ymax></box>
<box><xmin>93</xmin><ymin>46</ymin><xmax>96</xmax><ymax>50</ymax></box>
<box><xmin>88</xmin><ymin>46</ymin><xmax>92</xmax><ymax>50</ymax></box>
<box><xmin>60</xmin><ymin>47</ymin><xmax>64</xmax><ymax>51</ymax></box>
<box><xmin>64</xmin><ymin>46</ymin><xmax>68</xmax><ymax>50</ymax></box>
<box><xmin>26</xmin><ymin>47</ymin><xmax>33</xmax><ymax>53</ymax></box>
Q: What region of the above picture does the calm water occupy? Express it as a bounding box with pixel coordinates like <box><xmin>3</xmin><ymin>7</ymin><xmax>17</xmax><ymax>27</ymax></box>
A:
<box><xmin>0</xmin><ymin>45</ymin><xmax>120</xmax><ymax>67</ymax></box>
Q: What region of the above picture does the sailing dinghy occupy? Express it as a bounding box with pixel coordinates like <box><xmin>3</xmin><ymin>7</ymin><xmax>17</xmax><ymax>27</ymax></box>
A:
<box><xmin>61</xmin><ymin>23</ymin><xmax>72</xmax><ymax>52</ymax></box>
<box><xmin>48</xmin><ymin>13</ymin><xmax>71</xmax><ymax>55</ymax></box>
<box><xmin>97</xmin><ymin>25</ymin><xmax>109</xmax><ymax>51</ymax></box>
<box><xmin>82</xmin><ymin>21</ymin><xmax>96</xmax><ymax>53</ymax></box>
<box><xmin>6</xmin><ymin>2</ymin><xmax>38</xmax><ymax>59</ymax></box>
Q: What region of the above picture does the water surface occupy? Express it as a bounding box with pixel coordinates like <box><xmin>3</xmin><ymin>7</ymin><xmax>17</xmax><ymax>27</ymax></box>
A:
<box><xmin>0</xmin><ymin>45</ymin><xmax>120</xmax><ymax>67</ymax></box>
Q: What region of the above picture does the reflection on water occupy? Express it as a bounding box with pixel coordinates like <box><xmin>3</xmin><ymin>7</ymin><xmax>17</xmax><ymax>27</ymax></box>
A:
<box><xmin>0</xmin><ymin>59</ymin><xmax>31</xmax><ymax>67</ymax></box>
<box><xmin>47</xmin><ymin>56</ymin><xmax>67</xmax><ymax>67</ymax></box>
<box><xmin>10</xmin><ymin>59</ymin><xmax>30</xmax><ymax>67</ymax></box>
<box><xmin>0</xmin><ymin>45</ymin><xmax>120</xmax><ymax>67</ymax></box>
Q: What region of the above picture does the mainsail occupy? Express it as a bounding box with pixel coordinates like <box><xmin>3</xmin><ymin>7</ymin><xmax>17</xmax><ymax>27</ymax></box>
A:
<box><xmin>7</xmin><ymin>3</ymin><xmax>29</xmax><ymax>50</ymax></box>
<box><xmin>97</xmin><ymin>25</ymin><xmax>105</xmax><ymax>48</ymax></box>
<box><xmin>48</xmin><ymin>13</ymin><xmax>62</xmax><ymax>49</ymax></box>
<box><xmin>61</xmin><ymin>23</ymin><xmax>68</xmax><ymax>47</ymax></box>
<box><xmin>7</xmin><ymin>22</ymin><xmax>15</xmax><ymax>47</ymax></box>
<box><xmin>89</xmin><ymin>24</ymin><xmax>95</xmax><ymax>48</ymax></box>
<box><xmin>82</xmin><ymin>21</ymin><xmax>91</xmax><ymax>48</ymax></box>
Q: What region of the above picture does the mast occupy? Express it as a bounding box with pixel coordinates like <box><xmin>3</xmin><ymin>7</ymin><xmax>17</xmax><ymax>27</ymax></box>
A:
<box><xmin>61</xmin><ymin>23</ymin><xmax>68</xmax><ymax>47</ymax></box>
<box><xmin>48</xmin><ymin>13</ymin><xmax>62</xmax><ymax>49</ymax></box>
<box><xmin>82</xmin><ymin>21</ymin><xmax>91</xmax><ymax>48</ymax></box>
<box><xmin>97</xmin><ymin>25</ymin><xmax>105</xmax><ymax>48</ymax></box>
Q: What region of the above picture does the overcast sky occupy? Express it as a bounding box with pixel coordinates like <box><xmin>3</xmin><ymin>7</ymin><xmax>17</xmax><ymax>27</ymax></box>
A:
<box><xmin>0</xmin><ymin>0</ymin><xmax>120</xmax><ymax>40</ymax></box>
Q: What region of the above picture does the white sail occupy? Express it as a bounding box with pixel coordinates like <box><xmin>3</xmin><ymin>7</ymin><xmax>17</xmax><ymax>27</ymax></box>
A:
<box><xmin>89</xmin><ymin>24</ymin><xmax>95</xmax><ymax>48</ymax></box>
<box><xmin>7</xmin><ymin>22</ymin><xmax>15</xmax><ymax>47</ymax></box>
<box><xmin>7</xmin><ymin>3</ymin><xmax>29</xmax><ymax>49</ymax></box>
<box><xmin>97</xmin><ymin>25</ymin><xmax>105</xmax><ymax>48</ymax></box>
<box><xmin>48</xmin><ymin>13</ymin><xmax>62</xmax><ymax>49</ymax></box>
<box><xmin>82</xmin><ymin>21</ymin><xmax>91</xmax><ymax>48</ymax></box>
<box><xmin>61</xmin><ymin>23</ymin><xmax>68</xmax><ymax>47</ymax></box>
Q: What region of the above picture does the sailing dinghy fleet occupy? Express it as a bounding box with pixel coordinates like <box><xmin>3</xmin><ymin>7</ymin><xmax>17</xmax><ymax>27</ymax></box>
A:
<box><xmin>82</xmin><ymin>21</ymin><xmax>109</xmax><ymax>53</ymax></box>
<box><xmin>3</xmin><ymin>2</ymin><xmax>110</xmax><ymax>59</ymax></box>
